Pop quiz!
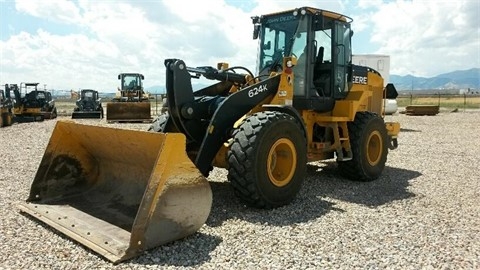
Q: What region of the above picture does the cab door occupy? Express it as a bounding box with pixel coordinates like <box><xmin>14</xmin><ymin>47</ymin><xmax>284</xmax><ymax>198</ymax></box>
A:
<box><xmin>332</xmin><ymin>21</ymin><xmax>353</xmax><ymax>99</ymax></box>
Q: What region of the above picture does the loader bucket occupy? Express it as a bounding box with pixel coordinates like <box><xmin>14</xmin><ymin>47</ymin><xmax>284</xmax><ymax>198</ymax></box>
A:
<box><xmin>72</xmin><ymin>111</ymin><xmax>103</xmax><ymax>119</ymax></box>
<box><xmin>106</xmin><ymin>102</ymin><xmax>151</xmax><ymax>122</ymax></box>
<box><xmin>18</xmin><ymin>121</ymin><xmax>212</xmax><ymax>263</ymax></box>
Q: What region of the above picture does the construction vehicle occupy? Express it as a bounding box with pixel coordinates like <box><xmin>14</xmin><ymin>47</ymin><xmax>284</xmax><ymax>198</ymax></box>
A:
<box><xmin>0</xmin><ymin>88</ymin><xmax>14</xmax><ymax>127</ymax></box>
<box><xmin>106</xmin><ymin>73</ymin><xmax>151</xmax><ymax>122</ymax></box>
<box><xmin>6</xmin><ymin>83</ymin><xmax>57</xmax><ymax>122</ymax></box>
<box><xmin>18</xmin><ymin>7</ymin><xmax>400</xmax><ymax>263</ymax></box>
<box><xmin>5</xmin><ymin>83</ymin><xmax>42</xmax><ymax>122</ymax></box>
<box><xmin>72</xmin><ymin>89</ymin><xmax>104</xmax><ymax>119</ymax></box>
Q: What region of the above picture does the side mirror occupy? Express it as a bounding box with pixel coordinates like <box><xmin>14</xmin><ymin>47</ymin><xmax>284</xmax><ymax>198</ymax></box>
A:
<box><xmin>253</xmin><ymin>24</ymin><xmax>260</xmax><ymax>40</ymax></box>
<box><xmin>251</xmin><ymin>16</ymin><xmax>260</xmax><ymax>39</ymax></box>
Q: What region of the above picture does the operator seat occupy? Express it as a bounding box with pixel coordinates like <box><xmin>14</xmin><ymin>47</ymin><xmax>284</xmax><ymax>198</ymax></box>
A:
<box><xmin>313</xmin><ymin>46</ymin><xmax>331</xmax><ymax>97</ymax></box>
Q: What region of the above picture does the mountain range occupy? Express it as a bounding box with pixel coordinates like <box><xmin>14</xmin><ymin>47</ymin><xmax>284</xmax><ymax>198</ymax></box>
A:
<box><xmin>390</xmin><ymin>68</ymin><xmax>480</xmax><ymax>91</ymax></box>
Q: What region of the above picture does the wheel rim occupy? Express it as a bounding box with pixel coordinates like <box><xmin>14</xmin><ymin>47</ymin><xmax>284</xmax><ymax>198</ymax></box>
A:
<box><xmin>366</xmin><ymin>130</ymin><xmax>383</xmax><ymax>166</ymax></box>
<box><xmin>267</xmin><ymin>138</ymin><xmax>297</xmax><ymax>187</ymax></box>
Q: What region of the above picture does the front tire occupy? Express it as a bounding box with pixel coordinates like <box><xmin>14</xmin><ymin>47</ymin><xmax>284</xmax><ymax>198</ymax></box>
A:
<box><xmin>338</xmin><ymin>111</ymin><xmax>388</xmax><ymax>181</ymax></box>
<box><xmin>227</xmin><ymin>111</ymin><xmax>307</xmax><ymax>209</ymax></box>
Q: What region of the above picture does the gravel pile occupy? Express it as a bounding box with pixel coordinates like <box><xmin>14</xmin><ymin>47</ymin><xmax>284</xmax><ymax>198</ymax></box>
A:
<box><xmin>1</xmin><ymin>111</ymin><xmax>479</xmax><ymax>269</ymax></box>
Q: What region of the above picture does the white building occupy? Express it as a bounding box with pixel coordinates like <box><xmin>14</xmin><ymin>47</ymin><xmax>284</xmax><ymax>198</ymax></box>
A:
<box><xmin>352</xmin><ymin>54</ymin><xmax>390</xmax><ymax>86</ymax></box>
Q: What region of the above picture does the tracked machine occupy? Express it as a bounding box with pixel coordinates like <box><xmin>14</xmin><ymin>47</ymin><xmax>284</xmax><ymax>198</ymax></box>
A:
<box><xmin>72</xmin><ymin>89</ymin><xmax>104</xmax><ymax>119</ymax></box>
<box><xmin>19</xmin><ymin>7</ymin><xmax>400</xmax><ymax>263</ymax></box>
<box><xmin>106</xmin><ymin>73</ymin><xmax>152</xmax><ymax>122</ymax></box>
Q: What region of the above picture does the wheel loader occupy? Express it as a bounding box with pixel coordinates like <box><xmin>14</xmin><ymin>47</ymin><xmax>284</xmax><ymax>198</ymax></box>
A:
<box><xmin>18</xmin><ymin>7</ymin><xmax>400</xmax><ymax>264</ymax></box>
<box><xmin>72</xmin><ymin>89</ymin><xmax>104</xmax><ymax>119</ymax></box>
<box><xmin>106</xmin><ymin>73</ymin><xmax>152</xmax><ymax>122</ymax></box>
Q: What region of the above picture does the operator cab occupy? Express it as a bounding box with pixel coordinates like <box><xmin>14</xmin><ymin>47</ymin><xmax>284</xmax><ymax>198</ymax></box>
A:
<box><xmin>253</xmin><ymin>7</ymin><xmax>353</xmax><ymax>112</ymax></box>
<box><xmin>80</xmin><ymin>89</ymin><xmax>98</xmax><ymax>100</ymax></box>
<box><xmin>119</xmin><ymin>73</ymin><xmax>144</xmax><ymax>91</ymax></box>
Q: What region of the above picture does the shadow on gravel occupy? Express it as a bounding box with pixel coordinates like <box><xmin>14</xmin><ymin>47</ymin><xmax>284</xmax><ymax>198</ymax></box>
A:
<box><xmin>206</xmin><ymin>181</ymin><xmax>337</xmax><ymax>228</ymax></box>
<box><xmin>306</xmin><ymin>162</ymin><xmax>422</xmax><ymax>207</ymax></box>
<box><xmin>205</xmin><ymin>162</ymin><xmax>421</xmax><ymax>228</ymax></box>
<box><xmin>128</xmin><ymin>232</ymin><xmax>222</xmax><ymax>267</ymax></box>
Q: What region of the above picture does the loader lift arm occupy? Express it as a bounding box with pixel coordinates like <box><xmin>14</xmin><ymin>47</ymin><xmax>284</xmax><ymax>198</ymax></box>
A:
<box><xmin>164</xmin><ymin>59</ymin><xmax>281</xmax><ymax>175</ymax></box>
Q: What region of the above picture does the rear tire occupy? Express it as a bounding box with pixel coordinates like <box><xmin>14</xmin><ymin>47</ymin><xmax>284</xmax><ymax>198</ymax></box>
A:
<box><xmin>227</xmin><ymin>111</ymin><xmax>307</xmax><ymax>209</ymax></box>
<box><xmin>337</xmin><ymin>111</ymin><xmax>388</xmax><ymax>181</ymax></box>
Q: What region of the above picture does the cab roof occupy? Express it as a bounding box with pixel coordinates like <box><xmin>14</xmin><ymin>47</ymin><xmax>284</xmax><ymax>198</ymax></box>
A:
<box><xmin>258</xmin><ymin>6</ymin><xmax>352</xmax><ymax>23</ymax></box>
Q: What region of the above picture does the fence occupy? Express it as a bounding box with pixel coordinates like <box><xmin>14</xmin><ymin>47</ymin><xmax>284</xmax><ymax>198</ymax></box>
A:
<box><xmin>396</xmin><ymin>93</ymin><xmax>480</xmax><ymax>110</ymax></box>
<box><xmin>150</xmin><ymin>94</ymin><xmax>167</xmax><ymax>116</ymax></box>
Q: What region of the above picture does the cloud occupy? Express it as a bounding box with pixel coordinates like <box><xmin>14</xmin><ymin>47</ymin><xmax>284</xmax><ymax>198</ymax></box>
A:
<box><xmin>368</xmin><ymin>0</ymin><xmax>480</xmax><ymax>76</ymax></box>
<box><xmin>15</xmin><ymin>0</ymin><xmax>82</xmax><ymax>24</ymax></box>
<box><xmin>0</xmin><ymin>0</ymin><xmax>478</xmax><ymax>91</ymax></box>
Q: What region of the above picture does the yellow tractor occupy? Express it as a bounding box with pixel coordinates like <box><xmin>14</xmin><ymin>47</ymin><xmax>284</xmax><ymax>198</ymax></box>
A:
<box><xmin>106</xmin><ymin>73</ymin><xmax>152</xmax><ymax>122</ymax></box>
<box><xmin>19</xmin><ymin>7</ymin><xmax>400</xmax><ymax>263</ymax></box>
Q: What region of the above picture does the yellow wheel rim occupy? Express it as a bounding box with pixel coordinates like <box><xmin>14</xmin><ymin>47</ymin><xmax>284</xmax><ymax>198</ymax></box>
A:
<box><xmin>366</xmin><ymin>131</ymin><xmax>383</xmax><ymax>166</ymax></box>
<box><xmin>267</xmin><ymin>138</ymin><xmax>296</xmax><ymax>187</ymax></box>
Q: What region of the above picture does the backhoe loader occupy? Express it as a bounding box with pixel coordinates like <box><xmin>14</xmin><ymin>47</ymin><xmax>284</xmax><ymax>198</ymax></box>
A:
<box><xmin>18</xmin><ymin>7</ymin><xmax>400</xmax><ymax>263</ymax></box>
<box><xmin>106</xmin><ymin>73</ymin><xmax>152</xmax><ymax>122</ymax></box>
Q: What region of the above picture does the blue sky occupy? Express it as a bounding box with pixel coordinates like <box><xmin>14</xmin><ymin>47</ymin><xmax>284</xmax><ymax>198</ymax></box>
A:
<box><xmin>1</xmin><ymin>0</ymin><xmax>479</xmax><ymax>91</ymax></box>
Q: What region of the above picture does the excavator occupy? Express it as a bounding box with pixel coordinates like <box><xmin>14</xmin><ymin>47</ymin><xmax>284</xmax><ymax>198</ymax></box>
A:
<box><xmin>18</xmin><ymin>7</ymin><xmax>400</xmax><ymax>263</ymax></box>
<box><xmin>106</xmin><ymin>73</ymin><xmax>152</xmax><ymax>122</ymax></box>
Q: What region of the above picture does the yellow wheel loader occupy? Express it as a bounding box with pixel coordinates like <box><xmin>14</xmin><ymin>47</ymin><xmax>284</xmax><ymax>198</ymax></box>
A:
<box><xmin>19</xmin><ymin>7</ymin><xmax>400</xmax><ymax>263</ymax></box>
<box><xmin>106</xmin><ymin>73</ymin><xmax>152</xmax><ymax>122</ymax></box>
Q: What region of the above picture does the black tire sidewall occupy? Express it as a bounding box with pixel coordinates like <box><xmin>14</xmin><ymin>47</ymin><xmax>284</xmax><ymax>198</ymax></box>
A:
<box><xmin>254</xmin><ymin>119</ymin><xmax>307</xmax><ymax>205</ymax></box>
<box><xmin>355</xmin><ymin>114</ymin><xmax>388</xmax><ymax>179</ymax></box>
<box><xmin>229</xmin><ymin>111</ymin><xmax>307</xmax><ymax>208</ymax></box>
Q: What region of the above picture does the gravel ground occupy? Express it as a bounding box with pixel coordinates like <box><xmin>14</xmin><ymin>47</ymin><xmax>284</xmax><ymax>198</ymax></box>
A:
<box><xmin>1</xmin><ymin>110</ymin><xmax>479</xmax><ymax>269</ymax></box>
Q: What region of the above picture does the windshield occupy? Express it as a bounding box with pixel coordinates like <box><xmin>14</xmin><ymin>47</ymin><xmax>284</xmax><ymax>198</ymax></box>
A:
<box><xmin>122</xmin><ymin>75</ymin><xmax>142</xmax><ymax>90</ymax></box>
<box><xmin>257</xmin><ymin>13</ymin><xmax>307</xmax><ymax>75</ymax></box>
<box><xmin>82</xmin><ymin>91</ymin><xmax>94</xmax><ymax>98</ymax></box>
